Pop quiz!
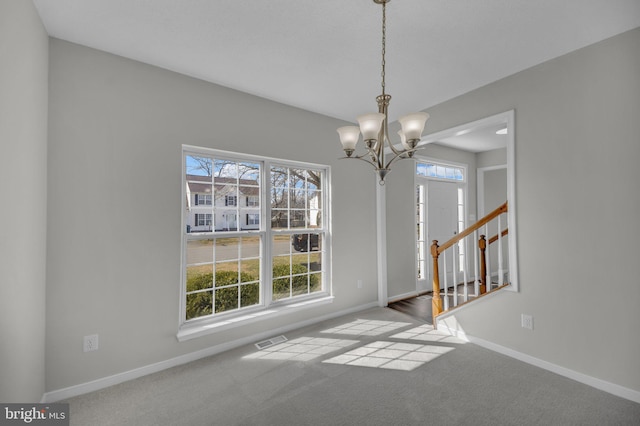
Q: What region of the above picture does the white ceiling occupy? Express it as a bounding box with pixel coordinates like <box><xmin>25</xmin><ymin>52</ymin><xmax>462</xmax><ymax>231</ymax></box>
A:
<box><xmin>33</xmin><ymin>0</ymin><xmax>640</xmax><ymax>151</ymax></box>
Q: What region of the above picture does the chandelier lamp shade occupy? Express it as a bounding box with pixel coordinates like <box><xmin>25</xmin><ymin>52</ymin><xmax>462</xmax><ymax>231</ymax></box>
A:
<box><xmin>337</xmin><ymin>0</ymin><xmax>430</xmax><ymax>184</ymax></box>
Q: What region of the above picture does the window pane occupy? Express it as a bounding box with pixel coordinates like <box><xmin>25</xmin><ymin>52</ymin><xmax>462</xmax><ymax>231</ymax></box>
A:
<box><xmin>186</xmin><ymin>239</ymin><xmax>213</xmax><ymax>265</ymax></box>
<box><xmin>309</xmin><ymin>251</ymin><xmax>322</xmax><ymax>273</ymax></box>
<box><xmin>290</xmin><ymin>210</ymin><xmax>307</xmax><ymax>229</ymax></box>
<box><xmin>240</xmin><ymin>282</ymin><xmax>260</xmax><ymax>307</ymax></box>
<box><xmin>270</xmin><ymin>167</ymin><xmax>288</xmax><ymax>188</ymax></box>
<box><xmin>416</xmin><ymin>162</ymin><xmax>427</xmax><ymax>177</ymax></box>
<box><xmin>214</xmin><ymin>160</ymin><xmax>238</xmax><ymax>179</ymax></box>
<box><xmin>186</xmin><ymin>291</ymin><xmax>213</xmax><ymax>320</ymax></box>
<box><xmin>291</xmin><ymin>253</ymin><xmax>309</xmax><ymax>270</ymax></box>
<box><xmin>241</xmin><ymin>236</ymin><xmax>260</xmax><ymax>258</ymax></box>
<box><xmin>215</xmin><ymin>287</ymin><xmax>238</xmax><ymax>313</ymax></box>
<box><xmin>271</xmin><ymin>210</ymin><xmax>289</xmax><ymax>230</ymax></box>
<box><xmin>240</xmin><ymin>259</ymin><xmax>259</xmax><ymax>282</ymax></box>
<box><xmin>306</xmin><ymin>170</ymin><xmax>321</xmax><ymax>191</ymax></box>
<box><xmin>186</xmin><ymin>156</ymin><xmax>212</xmax><ymax>177</ymax></box>
<box><xmin>273</xmin><ymin>254</ymin><xmax>291</xmax><ymax>278</ymax></box>
<box><xmin>269</xmin><ymin>234</ymin><xmax>287</xmax><ymax>257</ymax></box>
<box><xmin>309</xmin><ymin>272</ymin><xmax>322</xmax><ymax>293</ymax></box>
<box><xmin>290</xmin><ymin>169</ymin><xmax>307</xmax><ymax>189</ymax></box>
<box><xmin>215</xmin><ymin>238</ymin><xmax>239</xmax><ymax>262</ymax></box>
<box><xmin>216</xmin><ymin>262</ymin><xmax>239</xmax><ymax>278</ymax></box>
<box><xmin>290</xmin><ymin>188</ymin><xmax>306</xmax><ymax>209</ymax></box>
<box><xmin>186</xmin><ymin>265</ymin><xmax>213</xmax><ymax>290</ymax></box>
<box><xmin>292</xmin><ymin>275</ymin><xmax>309</xmax><ymax>297</ymax></box>
<box><xmin>238</xmin><ymin>162</ymin><xmax>260</xmax><ymax>182</ymax></box>
<box><xmin>272</xmin><ymin>277</ymin><xmax>290</xmax><ymax>301</ymax></box>
<box><xmin>271</xmin><ymin>187</ymin><xmax>288</xmax><ymax>209</ymax></box>
<box><xmin>455</xmin><ymin>168</ymin><xmax>464</xmax><ymax>181</ymax></box>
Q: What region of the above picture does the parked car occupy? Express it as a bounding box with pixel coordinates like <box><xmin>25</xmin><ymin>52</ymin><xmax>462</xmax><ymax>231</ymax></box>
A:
<box><xmin>292</xmin><ymin>233</ymin><xmax>319</xmax><ymax>252</ymax></box>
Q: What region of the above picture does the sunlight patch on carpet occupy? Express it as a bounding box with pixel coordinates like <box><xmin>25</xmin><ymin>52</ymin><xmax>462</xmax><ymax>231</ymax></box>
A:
<box><xmin>322</xmin><ymin>341</ymin><xmax>455</xmax><ymax>371</ymax></box>
<box><xmin>391</xmin><ymin>324</ymin><xmax>467</xmax><ymax>344</ymax></box>
<box><xmin>321</xmin><ymin>319</ymin><xmax>412</xmax><ymax>336</ymax></box>
<box><xmin>243</xmin><ymin>337</ymin><xmax>359</xmax><ymax>361</ymax></box>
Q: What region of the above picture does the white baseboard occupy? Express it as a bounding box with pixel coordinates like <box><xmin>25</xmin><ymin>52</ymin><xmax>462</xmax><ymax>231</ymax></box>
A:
<box><xmin>387</xmin><ymin>291</ymin><xmax>419</xmax><ymax>304</ymax></box>
<box><xmin>436</xmin><ymin>322</ymin><xmax>640</xmax><ymax>404</ymax></box>
<box><xmin>41</xmin><ymin>301</ymin><xmax>379</xmax><ymax>403</ymax></box>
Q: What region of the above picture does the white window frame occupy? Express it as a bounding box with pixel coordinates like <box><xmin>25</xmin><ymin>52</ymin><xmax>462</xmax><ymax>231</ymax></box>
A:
<box><xmin>247</xmin><ymin>213</ymin><xmax>260</xmax><ymax>225</ymax></box>
<box><xmin>179</xmin><ymin>146</ymin><xmax>333</xmax><ymax>341</ymax></box>
<box><xmin>195</xmin><ymin>213</ymin><xmax>213</xmax><ymax>226</ymax></box>
<box><xmin>197</xmin><ymin>194</ymin><xmax>212</xmax><ymax>205</ymax></box>
<box><xmin>414</xmin><ymin>157</ymin><xmax>469</xmax><ymax>286</ymax></box>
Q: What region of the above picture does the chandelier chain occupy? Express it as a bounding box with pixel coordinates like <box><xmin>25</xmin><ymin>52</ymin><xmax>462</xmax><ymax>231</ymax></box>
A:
<box><xmin>381</xmin><ymin>0</ymin><xmax>386</xmax><ymax>95</ymax></box>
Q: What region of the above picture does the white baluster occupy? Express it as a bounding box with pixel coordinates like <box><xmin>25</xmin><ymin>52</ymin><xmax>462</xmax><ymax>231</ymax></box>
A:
<box><xmin>443</xmin><ymin>251</ymin><xmax>449</xmax><ymax>311</ymax></box>
<box><xmin>473</xmin><ymin>229</ymin><xmax>479</xmax><ymax>296</ymax></box>
<box><xmin>452</xmin><ymin>244</ymin><xmax>458</xmax><ymax>307</ymax></box>
<box><xmin>498</xmin><ymin>214</ymin><xmax>504</xmax><ymax>286</ymax></box>
<box><xmin>462</xmin><ymin>237</ymin><xmax>469</xmax><ymax>302</ymax></box>
<box><xmin>485</xmin><ymin>224</ymin><xmax>491</xmax><ymax>291</ymax></box>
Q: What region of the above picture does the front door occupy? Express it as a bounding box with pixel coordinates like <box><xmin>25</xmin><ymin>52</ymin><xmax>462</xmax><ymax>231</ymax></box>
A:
<box><xmin>427</xmin><ymin>180</ymin><xmax>461</xmax><ymax>289</ymax></box>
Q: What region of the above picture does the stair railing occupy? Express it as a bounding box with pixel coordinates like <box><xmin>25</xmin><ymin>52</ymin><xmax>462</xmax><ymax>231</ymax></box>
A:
<box><xmin>431</xmin><ymin>201</ymin><xmax>509</xmax><ymax>324</ymax></box>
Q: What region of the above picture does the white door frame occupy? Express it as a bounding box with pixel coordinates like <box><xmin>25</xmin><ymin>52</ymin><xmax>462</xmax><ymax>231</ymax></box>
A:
<box><xmin>414</xmin><ymin>158</ymin><xmax>468</xmax><ymax>294</ymax></box>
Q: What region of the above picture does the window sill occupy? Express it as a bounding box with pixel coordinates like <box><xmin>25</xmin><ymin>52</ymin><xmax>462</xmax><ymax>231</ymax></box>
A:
<box><xmin>177</xmin><ymin>295</ymin><xmax>334</xmax><ymax>342</ymax></box>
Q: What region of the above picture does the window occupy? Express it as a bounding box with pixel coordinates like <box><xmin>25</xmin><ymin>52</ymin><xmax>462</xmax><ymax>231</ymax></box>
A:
<box><xmin>416</xmin><ymin>161</ymin><xmax>465</xmax><ymax>182</ymax></box>
<box><xmin>247</xmin><ymin>213</ymin><xmax>259</xmax><ymax>226</ymax></box>
<box><xmin>197</xmin><ymin>194</ymin><xmax>212</xmax><ymax>205</ymax></box>
<box><xmin>182</xmin><ymin>147</ymin><xmax>330</xmax><ymax>327</ymax></box>
<box><xmin>195</xmin><ymin>213</ymin><xmax>213</xmax><ymax>227</ymax></box>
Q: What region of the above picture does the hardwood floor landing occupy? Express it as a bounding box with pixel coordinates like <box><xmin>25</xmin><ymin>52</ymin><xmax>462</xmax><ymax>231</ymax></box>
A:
<box><xmin>388</xmin><ymin>295</ymin><xmax>433</xmax><ymax>324</ymax></box>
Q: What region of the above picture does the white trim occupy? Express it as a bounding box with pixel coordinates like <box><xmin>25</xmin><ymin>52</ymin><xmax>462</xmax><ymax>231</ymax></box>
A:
<box><xmin>477</xmin><ymin>164</ymin><xmax>507</xmax><ymax>218</ymax></box>
<box><xmin>387</xmin><ymin>290</ymin><xmax>421</xmax><ymax>304</ymax></box>
<box><xmin>177</xmin><ymin>295</ymin><xmax>334</xmax><ymax>341</ymax></box>
<box><xmin>436</xmin><ymin>321</ymin><xmax>640</xmax><ymax>404</ymax></box>
<box><xmin>419</xmin><ymin>110</ymin><xmax>518</xmax><ymax>292</ymax></box>
<box><xmin>376</xmin><ymin>182</ymin><xmax>388</xmax><ymax>307</ymax></box>
<box><xmin>41</xmin><ymin>301</ymin><xmax>379</xmax><ymax>403</ymax></box>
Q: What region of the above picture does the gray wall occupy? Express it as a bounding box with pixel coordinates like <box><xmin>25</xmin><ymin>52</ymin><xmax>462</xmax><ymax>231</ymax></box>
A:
<box><xmin>45</xmin><ymin>39</ymin><xmax>379</xmax><ymax>392</ymax></box>
<box><xmin>0</xmin><ymin>0</ymin><xmax>49</xmax><ymax>401</ymax></box>
<box><xmin>386</xmin><ymin>27</ymin><xmax>640</xmax><ymax>392</ymax></box>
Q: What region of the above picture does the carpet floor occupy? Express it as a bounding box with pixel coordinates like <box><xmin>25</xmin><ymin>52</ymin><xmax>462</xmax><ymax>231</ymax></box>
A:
<box><xmin>63</xmin><ymin>307</ymin><xmax>640</xmax><ymax>425</ymax></box>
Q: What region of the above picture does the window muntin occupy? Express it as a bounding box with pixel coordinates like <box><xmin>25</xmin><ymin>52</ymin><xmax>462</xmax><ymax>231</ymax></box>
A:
<box><xmin>183</xmin><ymin>149</ymin><xmax>329</xmax><ymax>324</ymax></box>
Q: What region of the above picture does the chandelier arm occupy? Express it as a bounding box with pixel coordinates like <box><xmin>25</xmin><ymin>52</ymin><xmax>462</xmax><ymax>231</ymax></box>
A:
<box><xmin>384</xmin><ymin>152</ymin><xmax>410</xmax><ymax>170</ymax></box>
<box><xmin>384</xmin><ymin>145</ymin><xmax>422</xmax><ymax>170</ymax></box>
<box><xmin>340</xmin><ymin>154</ymin><xmax>379</xmax><ymax>169</ymax></box>
<box><xmin>386</xmin><ymin>135</ymin><xmax>404</xmax><ymax>157</ymax></box>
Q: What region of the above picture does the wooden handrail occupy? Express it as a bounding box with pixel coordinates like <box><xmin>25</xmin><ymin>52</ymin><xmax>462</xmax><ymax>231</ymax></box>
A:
<box><xmin>436</xmin><ymin>201</ymin><xmax>507</xmax><ymax>254</ymax></box>
<box><xmin>488</xmin><ymin>228</ymin><xmax>509</xmax><ymax>245</ymax></box>
<box><xmin>431</xmin><ymin>201</ymin><xmax>508</xmax><ymax>325</ymax></box>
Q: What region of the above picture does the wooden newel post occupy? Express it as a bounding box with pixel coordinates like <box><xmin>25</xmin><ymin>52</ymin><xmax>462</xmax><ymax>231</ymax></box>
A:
<box><xmin>431</xmin><ymin>240</ymin><xmax>443</xmax><ymax>324</ymax></box>
<box><xmin>479</xmin><ymin>235</ymin><xmax>487</xmax><ymax>294</ymax></box>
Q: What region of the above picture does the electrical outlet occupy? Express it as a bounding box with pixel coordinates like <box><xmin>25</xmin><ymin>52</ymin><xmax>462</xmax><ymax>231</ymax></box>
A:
<box><xmin>521</xmin><ymin>314</ymin><xmax>534</xmax><ymax>330</ymax></box>
<box><xmin>83</xmin><ymin>334</ymin><xmax>99</xmax><ymax>352</ymax></box>
<box><xmin>357</xmin><ymin>279</ymin><xmax>363</xmax><ymax>289</ymax></box>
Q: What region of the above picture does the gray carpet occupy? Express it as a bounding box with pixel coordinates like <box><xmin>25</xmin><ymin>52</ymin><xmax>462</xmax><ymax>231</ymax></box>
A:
<box><xmin>64</xmin><ymin>307</ymin><xmax>640</xmax><ymax>425</ymax></box>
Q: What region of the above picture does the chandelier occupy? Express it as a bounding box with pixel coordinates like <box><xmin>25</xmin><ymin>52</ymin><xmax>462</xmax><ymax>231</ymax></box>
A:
<box><xmin>337</xmin><ymin>0</ymin><xmax>430</xmax><ymax>185</ymax></box>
